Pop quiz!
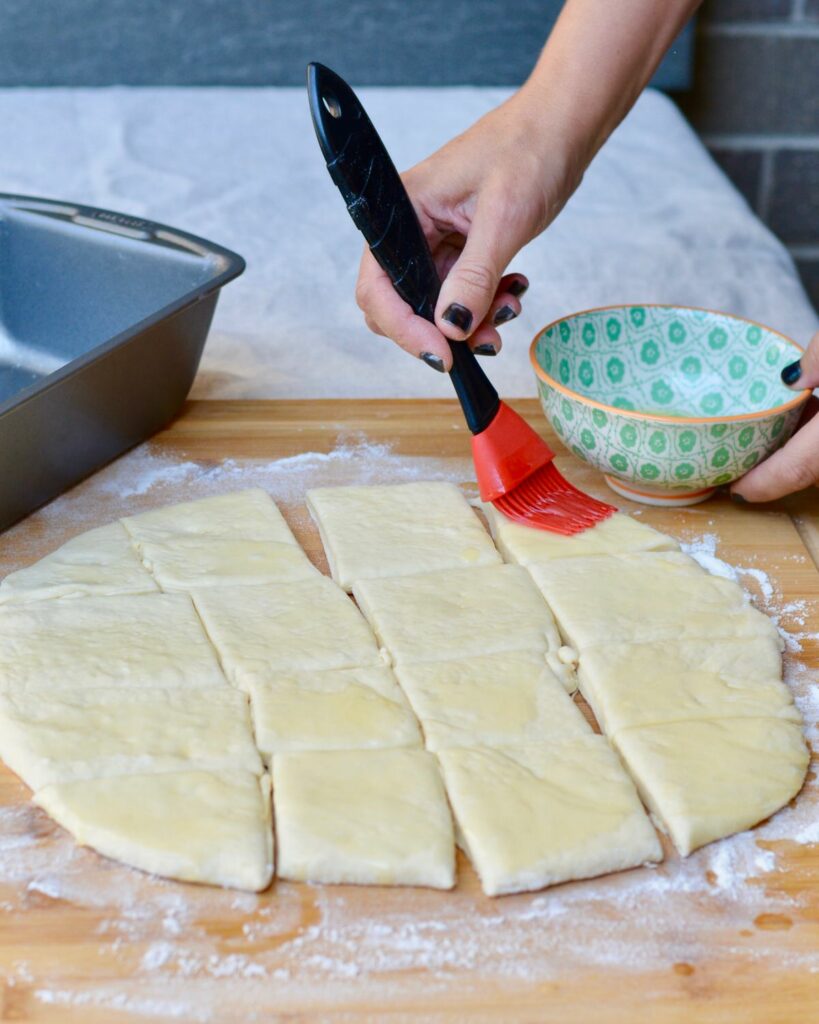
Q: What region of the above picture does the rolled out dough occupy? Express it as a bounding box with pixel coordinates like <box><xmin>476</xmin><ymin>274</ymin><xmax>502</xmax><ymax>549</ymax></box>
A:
<box><xmin>437</xmin><ymin>739</ymin><xmax>662</xmax><ymax>896</ymax></box>
<box><xmin>577</xmin><ymin>638</ymin><xmax>797</xmax><ymax>736</ymax></box>
<box><xmin>394</xmin><ymin>650</ymin><xmax>590</xmax><ymax>751</ymax></box>
<box><xmin>0</xmin><ymin>481</ymin><xmax>805</xmax><ymax>892</ymax></box>
<box><xmin>353</xmin><ymin>564</ymin><xmax>571</xmax><ymax>682</ymax></box>
<box><xmin>0</xmin><ymin>522</ymin><xmax>158</xmax><ymax>603</ymax></box>
<box><xmin>0</xmin><ymin>688</ymin><xmax>262</xmax><ymax>789</ymax></box>
<box><xmin>0</xmin><ymin>593</ymin><xmax>227</xmax><ymax>693</ymax></box>
<box><xmin>481</xmin><ymin>504</ymin><xmax>677</xmax><ymax>566</ymax></box>
<box><xmin>307</xmin><ymin>482</ymin><xmax>501</xmax><ymax>591</ymax></box>
<box><xmin>528</xmin><ymin>551</ymin><xmax>782</xmax><ymax>650</ymax></box>
<box><xmin>193</xmin><ymin>577</ymin><xmax>383</xmax><ymax>688</ymax></box>
<box><xmin>613</xmin><ymin>717</ymin><xmax>809</xmax><ymax>855</ymax></box>
<box><xmin>248</xmin><ymin>665</ymin><xmax>422</xmax><ymax>756</ymax></box>
<box><xmin>273</xmin><ymin>748</ymin><xmax>455</xmax><ymax>888</ymax></box>
<box><xmin>35</xmin><ymin>770</ymin><xmax>274</xmax><ymax>891</ymax></box>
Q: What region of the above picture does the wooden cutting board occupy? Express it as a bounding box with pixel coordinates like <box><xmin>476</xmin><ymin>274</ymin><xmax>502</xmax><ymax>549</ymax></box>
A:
<box><xmin>1</xmin><ymin>398</ymin><xmax>819</xmax><ymax>1024</ymax></box>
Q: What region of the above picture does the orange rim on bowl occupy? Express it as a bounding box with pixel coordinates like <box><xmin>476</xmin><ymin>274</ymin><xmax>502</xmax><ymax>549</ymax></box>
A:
<box><xmin>529</xmin><ymin>303</ymin><xmax>810</xmax><ymax>425</ymax></box>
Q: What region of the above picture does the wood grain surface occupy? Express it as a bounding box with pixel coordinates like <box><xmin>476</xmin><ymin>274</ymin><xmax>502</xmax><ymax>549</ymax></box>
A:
<box><xmin>1</xmin><ymin>398</ymin><xmax>818</xmax><ymax>1024</ymax></box>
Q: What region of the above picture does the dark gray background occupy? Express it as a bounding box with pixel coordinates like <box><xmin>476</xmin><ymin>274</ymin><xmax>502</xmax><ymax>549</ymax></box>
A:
<box><xmin>0</xmin><ymin>0</ymin><xmax>815</xmax><ymax>310</ymax></box>
<box><xmin>0</xmin><ymin>0</ymin><xmax>692</xmax><ymax>88</ymax></box>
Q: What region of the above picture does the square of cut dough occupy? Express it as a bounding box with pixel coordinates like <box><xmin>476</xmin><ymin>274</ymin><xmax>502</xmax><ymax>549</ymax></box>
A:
<box><xmin>122</xmin><ymin>488</ymin><xmax>298</xmax><ymax>545</ymax></box>
<box><xmin>578</xmin><ymin>638</ymin><xmax>797</xmax><ymax>736</ymax></box>
<box><xmin>0</xmin><ymin>688</ymin><xmax>262</xmax><ymax>790</ymax></box>
<box><xmin>193</xmin><ymin>577</ymin><xmax>382</xmax><ymax>688</ymax></box>
<box><xmin>394</xmin><ymin>651</ymin><xmax>590</xmax><ymax>751</ymax></box>
<box><xmin>35</xmin><ymin>770</ymin><xmax>274</xmax><ymax>891</ymax></box>
<box><xmin>613</xmin><ymin>717</ymin><xmax>809</xmax><ymax>855</ymax></box>
<box><xmin>481</xmin><ymin>505</ymin><xmax>678</xmax><ymax>566</ymax></box>
<box><xmin>273</xmin><ymin>748</ymin><xmax>455</xmax><ymax>888</ymax></box>
<box><xmin>307</xmin><ymin>482</ymin><xmax>501</xmax><ymax>591</ymax></box>
<box><xmin>123</xmin><ymin>489</ymin><xmax>315</xmax><ymax>590</ymax></box>
<box><xmin>0</xmin><ymin>593</ymin><xmax>226</xmax><ymax>693</ymax></box>
<box><xmin>0</xmin><ymin>522</ymin><xmax>158</xmax><ymax>603</ymax></box>
<box><xmin>248</xmin><ymin>665</ymin><xmax>422</xmax><ymax>757</ymax></box>
<box><xmin>528</xmin><ymin>551</ymin><xmax>781</xmax><ymax>650</ymax></box>
<box><xmin>353</xmin><ymin>565</ymin><xmax>564</xmax><ymax>668</ymax></box>
<box><xmin>134</xmin><ymin>536</ymin><xmax>318</xmax><ymax>592</ymax></box>
<box><xmin>437</xmin><ymin>738</ymin><xmax>662</xmax><ymax>896</ymax></box>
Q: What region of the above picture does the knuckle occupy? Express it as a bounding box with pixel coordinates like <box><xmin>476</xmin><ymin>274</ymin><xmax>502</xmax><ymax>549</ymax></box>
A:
<box><xmin>452</xmin><ymin>259</ymin><xmax>496</xmax><ymax>297</ymax></box>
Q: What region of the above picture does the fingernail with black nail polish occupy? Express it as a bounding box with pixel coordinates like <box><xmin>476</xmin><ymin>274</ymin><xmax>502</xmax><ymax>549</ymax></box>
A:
<box><xmin>420</xmin><ymin>352</ymin><xmax>445</xmax><ymax>373</ymax></box>
<box><xmin>508</xmin><ymin>279</ymin><xmax>528</xmax><ymax>298</ymax></box>
<box><xmin>493</xmin><ymin>305</ymin><xmax>517</xmax><ymax>326</ymax></box>
<box><xmin>442</xmin><ymin>303</ymin><xmax>473</xmax><ymax>333</ymax></box>
<box><xmin>473</xmin><ymin>343</ymin><xmax>498</xmax><ymax>357</ymax></box>
<box><xmin>782</xmin><ymin>360</ymin><xmax>802</xmax><ymax>386</ymax></box>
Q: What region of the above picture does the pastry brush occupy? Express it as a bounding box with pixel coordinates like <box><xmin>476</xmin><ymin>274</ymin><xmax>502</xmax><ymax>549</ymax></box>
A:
<box><xmin>307</xmin><ymin>62</ymin><xmax>615</xmax><ymax>533</ymax></box>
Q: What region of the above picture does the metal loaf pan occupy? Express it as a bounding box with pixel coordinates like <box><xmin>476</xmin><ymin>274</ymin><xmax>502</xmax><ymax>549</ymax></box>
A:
<box><xmin>0</xmin><ymin>193</ymin><xmax>245</xmax><ymax>532</ymax></box>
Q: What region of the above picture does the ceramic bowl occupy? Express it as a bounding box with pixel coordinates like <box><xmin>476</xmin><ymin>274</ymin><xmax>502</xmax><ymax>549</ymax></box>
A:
<box><xmin>530</xmin><ymin>305</ymin><xmax>810</xmax><ymax>506</ymax></box>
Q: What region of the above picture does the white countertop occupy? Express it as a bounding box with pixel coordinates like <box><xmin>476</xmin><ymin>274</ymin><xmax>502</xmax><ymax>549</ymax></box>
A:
<box><xmin>2</xmin><ymin>86</ymin><xmax>816</xmax><ymax>399</ymax></box>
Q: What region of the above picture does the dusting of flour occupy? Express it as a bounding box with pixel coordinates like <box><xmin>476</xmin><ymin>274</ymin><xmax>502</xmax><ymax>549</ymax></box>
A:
<box><xmin>0</xmin><ymin>446</ymin><xmax>818</xmax><ymax>1019</ymax></box>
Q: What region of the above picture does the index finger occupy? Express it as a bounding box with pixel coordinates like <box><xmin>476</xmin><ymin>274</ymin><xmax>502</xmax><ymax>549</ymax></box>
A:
<box><xmin>355</xmin><ymin>248</ymin><xmax>453</xmax><ymax>367</ymax></box>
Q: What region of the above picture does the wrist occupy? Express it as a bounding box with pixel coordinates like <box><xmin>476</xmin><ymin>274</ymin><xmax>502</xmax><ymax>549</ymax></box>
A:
<box><xmin>502</xmin><ymin>84</ymin><xmax>592</xmax><ymax>219</ymax></box>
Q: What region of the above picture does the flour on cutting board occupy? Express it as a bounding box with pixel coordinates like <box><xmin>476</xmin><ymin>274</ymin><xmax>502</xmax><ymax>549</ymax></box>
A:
<box><xmin>102</xmin><ymin>439</ymin><xmax>474</xmax><ymax>503</ymax></box>
<box><xmin>0</xmin><ymin>440</ymin><xmax>475</xmax><ymax>567</ymax></box>
<box><xmin>1</xmin><ymin>446</ymin><xmax>818</xmax><ymax>1018</ymax></box>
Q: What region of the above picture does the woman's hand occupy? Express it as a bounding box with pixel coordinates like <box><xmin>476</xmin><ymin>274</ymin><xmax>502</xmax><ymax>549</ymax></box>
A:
<box><xmin>354</xmin><ymin>92</ymin><xmax>582</xmax><ymax>371</ymax></box>
<box><xmin>731</xmin><ymin>331</ymin><xmax>819</xmax><ymax>502</ymax></box>
<box><xmin>353</xmin><ymin>0</ymin><xmax>701</xmax><ymax>372</ymax></box>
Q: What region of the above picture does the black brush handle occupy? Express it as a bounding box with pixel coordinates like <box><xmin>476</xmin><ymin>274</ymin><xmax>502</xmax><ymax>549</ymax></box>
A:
<box><xmin>307</xmin><ymin>62</ymin><xmax>500</xmax><ymax>435</ymax></box>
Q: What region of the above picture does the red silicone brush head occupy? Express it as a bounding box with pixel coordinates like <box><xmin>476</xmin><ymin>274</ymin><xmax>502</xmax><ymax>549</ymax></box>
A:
<box><xmin>492</xmin><ymin>462</ymin><xmax>617</xmax><ymax>535</ymax></box>
<box><xmin>471</xmin><ymin>401</ymin><xmax>616</xmax><ymax>535</ymax></box>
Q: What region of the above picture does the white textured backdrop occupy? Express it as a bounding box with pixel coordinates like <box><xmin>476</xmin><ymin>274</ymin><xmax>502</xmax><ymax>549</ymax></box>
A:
<box><xmin>2</xmin><ymin>86</ymin><xmax>815</xmax><ymax>398</ymax></box>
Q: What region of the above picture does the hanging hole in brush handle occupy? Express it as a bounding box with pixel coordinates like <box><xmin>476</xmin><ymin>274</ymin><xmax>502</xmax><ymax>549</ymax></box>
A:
<box><xmin>306</xmin><ymin>62</ymin><xmax>500</xmax><ymax>435</ymax></box>
<box><xmin>321</xmin><ymin>91</ymin><xmax>342</xmax><ymax>119</ymax></box>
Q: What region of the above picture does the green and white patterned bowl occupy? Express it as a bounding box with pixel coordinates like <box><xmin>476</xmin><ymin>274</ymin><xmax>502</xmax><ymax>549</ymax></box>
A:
<box><xmin>530</xmin><ymin>305</ymin><xmax>810</xmax><ymax>506</ymax></box>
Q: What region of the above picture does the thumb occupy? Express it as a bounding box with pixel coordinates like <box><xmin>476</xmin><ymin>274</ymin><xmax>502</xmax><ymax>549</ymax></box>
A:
<box><xmin>434</xmin><ymin>193</ymin><xmax>523</xmax><ymax>341</ymax></box>
<box><xmin>782</xmin><ymin>330</ymin><xmax>819</xmax><ymax>388</ymax></box>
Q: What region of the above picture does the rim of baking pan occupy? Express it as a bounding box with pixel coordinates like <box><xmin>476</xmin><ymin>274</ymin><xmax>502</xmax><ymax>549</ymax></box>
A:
<box><xmin>0</xmin><ymin>193</ymin><xmax>246</xmax><ymax>417</ymax></box>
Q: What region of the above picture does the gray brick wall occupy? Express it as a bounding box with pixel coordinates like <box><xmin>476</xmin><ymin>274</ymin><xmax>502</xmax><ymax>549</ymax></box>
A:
<box><xmin>678</xmin><ymin>0</ymin><xmax>819</xmax><ymax>314</ymax></box>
